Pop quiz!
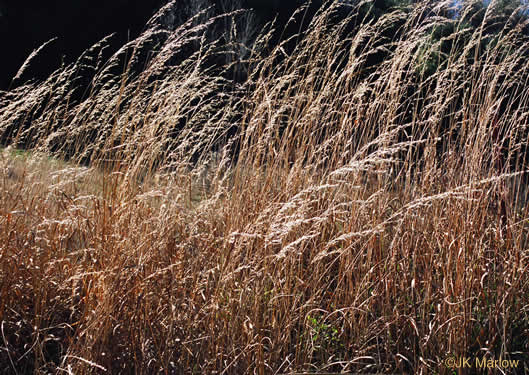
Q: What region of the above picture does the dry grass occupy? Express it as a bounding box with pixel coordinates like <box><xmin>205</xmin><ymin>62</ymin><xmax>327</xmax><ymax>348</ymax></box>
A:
<box><xmin>1</xmin><ymin>0</ymin><xmax>529</xmax><ymax>373</ymax></box>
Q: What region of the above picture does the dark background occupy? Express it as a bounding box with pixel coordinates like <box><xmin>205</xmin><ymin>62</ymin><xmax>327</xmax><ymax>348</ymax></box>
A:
<box><xmin>0</xmin><ymin>0</ymin><xmax>169</xmax><ymax>89</ymax></box>
<box><xmin>0</xmin><ymin>0</ymin><xmax>309</xmax><ymax>90</ymax></box>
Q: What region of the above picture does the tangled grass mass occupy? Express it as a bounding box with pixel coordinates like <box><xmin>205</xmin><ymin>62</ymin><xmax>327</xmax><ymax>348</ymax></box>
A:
<box><xmin>1</xmin><ymin>0</ymin><xmax>529</xmax><ymax>373</ymax></box>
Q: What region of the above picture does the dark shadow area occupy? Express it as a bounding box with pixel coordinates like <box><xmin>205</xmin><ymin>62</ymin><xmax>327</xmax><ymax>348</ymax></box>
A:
<box><xmin>0</xmin><ymin>0</ymin><xmax>166</xmax><ymax>89</ymax></box>
<box><xmin>0</xmin><ymin>0</ymin><xmax>323</xmax><ymax>90</ymax></box>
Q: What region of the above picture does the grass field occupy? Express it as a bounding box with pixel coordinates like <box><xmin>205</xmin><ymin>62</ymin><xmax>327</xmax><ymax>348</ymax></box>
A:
<box><xmin>1</xmin><ymin>1</ymin><xmax>529</xmax><ymax>373</ymax></box>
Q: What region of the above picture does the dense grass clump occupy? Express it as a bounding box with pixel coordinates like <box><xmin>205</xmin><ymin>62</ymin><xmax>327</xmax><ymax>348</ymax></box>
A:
<box><xmin>1</xmin><ymin>0</ymin><xmax>529</xmax><ymax>373</ymax></box>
